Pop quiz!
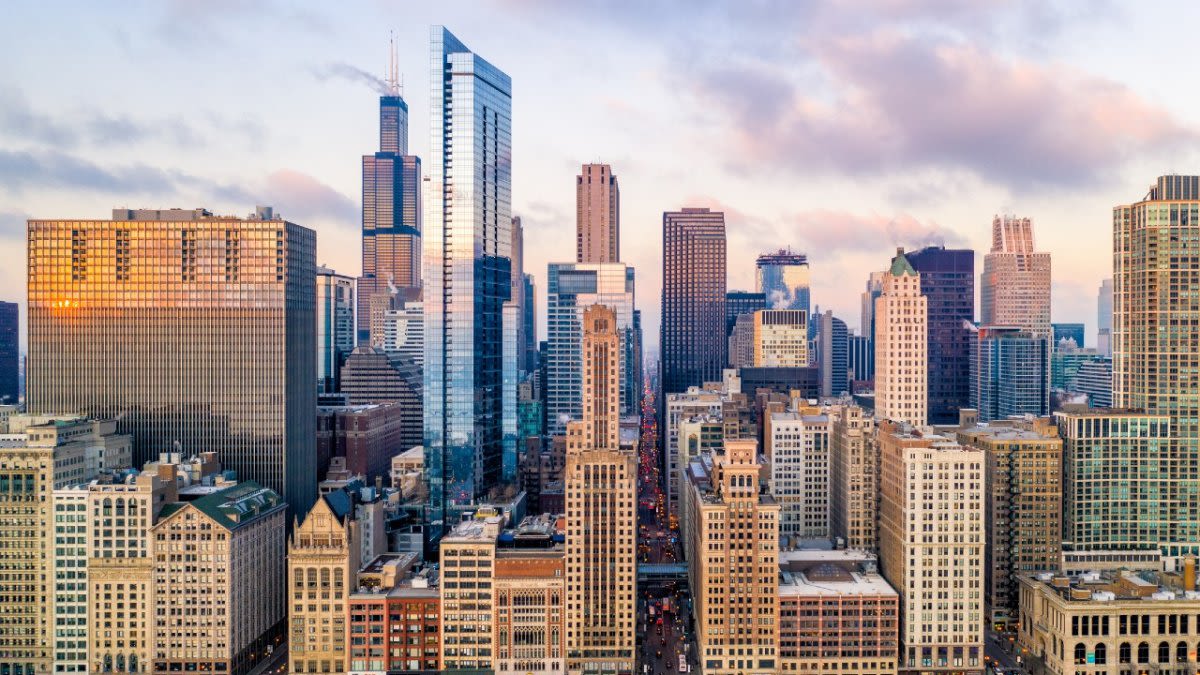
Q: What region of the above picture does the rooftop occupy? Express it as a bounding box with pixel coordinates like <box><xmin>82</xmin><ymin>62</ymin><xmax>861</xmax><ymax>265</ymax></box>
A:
<box><xmin>779</xmin><ymin>553</ymin><xmax>898</xmax><ymax>598</ymax></box>
<box><xmin>1026</xmin><ymin>568</ymin><xmax>1200</xmax><ymax>604</ymax></box>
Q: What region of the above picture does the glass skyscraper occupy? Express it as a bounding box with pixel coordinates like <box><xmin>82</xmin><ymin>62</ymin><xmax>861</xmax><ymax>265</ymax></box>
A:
<box><xmin>546</xmin><ymin>262</ymin><xmax>636</xmax><ymax>435</ymax></box>
<box><xmin>359</xmin><ymin>86</ymin><xmax>422</xmax><ymax>343</ymax></box>
<box><xmin>904</xmin><ymin>246</ymin><xmax>974</xmax><ymax>425</ymax></box>
<box><xmin>26</xmin><ymin>207</ymin><xmax>317</xmax><ymax>514</ymax></box>
<box><xmin>661</xmin><ymin>208</ymin><xmax>726</xmax><ymax>396</ymax></box>
<box><xmin>0</xmin><ymin>301</ymin><xmax>16</xmax><ymax>404</ymax></box>
<box><xmin>725</xmin><ymin>290</ymin><xmax>766</xmax><ymax>339</ymax></box>
<box><xmin>756</xmin><ymin>249</ymin><xmax>810</xmax><ymax>314</ymax></box>
<box><xmin>316</xmin><ymin>265</ymin><xmax>355</xmax><ymax>393</ymax></box>
<box><xmin>970</xmin><ymin>326</ymin><xmax>1050</xmax><ymax>422</ymax></box>
<box><xmin>423</xmin><ymin>26</ymin><xmax>513</xmax><ymax>539</ymax></box>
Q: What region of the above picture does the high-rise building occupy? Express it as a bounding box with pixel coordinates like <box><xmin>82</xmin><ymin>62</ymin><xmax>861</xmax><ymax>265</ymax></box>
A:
<box><xmin>1097</xmin><ymin>278</ymin><xmax>1113</xmax><ymax>356</ymax></box>
<box><xmin>288</xmin><ymin>496</ymin><xmax>362</xmax><ymax>675</ymax></box>
<box><xmin>661</xmin><ymin>208</ymin><xmax>726</xmax><ymax>396</ymax></box>
<box><xmin>565</xmin><ymin>305</ymin><xmax>637</xmax><ymax>674</ymax></box>
<box><xmin>725</xmin><ymin>290</ymin><xmax>766</xmax><ymax>339</ymax></box>
<box><xmin>957</xmin><ymin>417</ymin><xmax>1063</xmax><ymax>628</ymax></box>
<box><xmin>1076</xmin><ymin>359</ymin><xmax>1113</xmax><ymax>408</ymax></box>
<box><xmin>317</xmin><ymin>266</ymin><xmax>356</xmax><ymax>394</ymax></box>
<box><xmin>27</xmin><ymin>207</ymin><xmax>317</xmax><ymax>514</ymax></box>
<box><xmin>816</xmin><ymin>310</ymin><xmax>849</xmax><ymax>397</ymax></box>
<box><xmin>377</xmin><ymin>300</ymin><xmax>423</xmax><ymax>366</ymax></box>
<box><xmin>753</xmin><ymin>309</ymin><xmax>809</xmax><ymax>367</ymax></box>
<box><xmin>1050</xmin><ymin>343</ymin><xmax>1105</xmax><ymax>391</ymax></box>
<box><xmin>338</xmin><ymin>346</ymin><xmax>422</xmax><ymax>453</ymax></box>
<box><xmin>861</xmin><ymin>271</ymin><xmax>886</xmax><ymax>340</ymax></box>
<box><xmin>829</xmin><ymin>405</ymin><xmax>877</xmax><ymax>551</ymax></box>
<box><xmin>359</xmin><ymin>69</ymin><xmax>422</xmax><ymax>343</ymax></box>
<box><xmin>681</xmin><ymin>440</ymin><xmax>780</xmax><ymax>675</ymax></box>
<box><xmin>523</xmin><ymin>273</ymin><xmax>537</xmax><ymax>375</ymax></box>
<box><xmin>877</xmin><ymin>422</ymin><xmax>984</xmax><ymax>675</ymax></box>
<box><xmin>904</xmin><ymin>246</ymin><xmax>974</xmax><ymax>424</ymax></box>
<box><xmin>1112</xmin><ymin>175</ymin><xmax>1200</xmax><ymax>553</ymax></box>
<box><xmin>346</xmin><ymin>554</ymin><xmax>440</xmax><ymax>674</ymax></box>
<box><xmin>0</xmin><ymin>416</ymin><xmax>131</xmax><ymax>674</ymax></box>
<box><xmin>545</xmin><ymin>263</ymin><xmax>636</xmax><ymax>434</ymax></box>
<box><xmin>664</xmin><ymin>384</ymin><xmax>726</xmax><ymax>515</ymax></box>
<box><xmin>423</xmin><ymin>26</ymin><xmax>514</xmax><ymax>538</ymax></box>
<box><xmin>980</xmin><ymin>215</ymin><xmax>1051</xmax><ymax>338</ymax></box>
<box><xmin>576</xmin><ymin>163</ymin><xmax>619</xmax><ymax>263</ymax></box>
<box><xmin>768</xmin><ymin>411</ymin><xmax>830</xmax><ymax>539</ymax></box>
<box><xmin>1052</xmin><ymin>322</ymin><xmax>1086</xmax><ymax>349</ymax></box>
<box><xmin>756</xmin><ymin>249</ymin><xmax>810</xmax><ymax>315</ymax></box>
<box><xmin>1055</xmin><ymin>409</ymin><xmax>1173</xmax><ymax>552</ymax></box>
<box><xmin>847</xmin><ymin>333</ymin><xmax>874</xmax><ymax>385</ymax></box>
<box><xmin>728</xmin><ymin>313</ymin><xmax>756</xmax><ymax>369</ymax></box>
<box><xmin>0</xmin><ymin>301</ymin><xmax>17</xmax><ymax>404</ymax></box>
<box><xmin>970</xmin><ymin>326</ymin><xmax>1050</xmax><ymax>422</ymax></box>
<box><xmin>874</xmin><ymin>250</ymin><xmax>927</xmax><ymax>426</ymax></box>
<box><xmin>438</xmin><ymin>517</ymin><xmax>501</xmax><ymax>672</ymax></box>
<box><xmin>494</xmin><ymin>516</ymin><xmax>567</xmax><ymax>675</ymax></box>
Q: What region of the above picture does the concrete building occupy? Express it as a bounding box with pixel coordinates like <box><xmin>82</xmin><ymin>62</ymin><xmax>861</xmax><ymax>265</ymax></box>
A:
<box><xmin>661</xmin><ymin>208</ymin><xmax>726</xmax><ymax>396</ymax></box>
<box><xmin>1018</xmin><ymin>568</ymin><xmax>1200</xmax><ymax>674</ymax></box>
<box><xmin>27</xmin><ymin>207</ymin><xmax>318</xmax><ymax>514</ymax></box>
<box><xmin>754</xmin><ymin>309</ymin><xmax>810</xmax><ymax>368</ymax></box>
<box><xmin>346</xmin><ymin>554</ymin><xmax>440</xmax><ymax>674</ymax></box>
<box><xmin>682</xmin><ymin>440</ymin><xmax>780</xmax><ymax>675</ymax></box>
<box><xmin>377</xmin><ymin>300</ymin><xmax>423</xmax><ymax>366</ymax></box>
<box><xmin>1097</xmin><ymin>278</ymin><xmax>1112</xmax><ymax>357</ymax></box>
<box><xmin>861</xmin><ymin>271</ymin><xmax>886</xmax><ymax>348</ymax></box>
<box><xmin>829</xmin><ymin>405</ymin><xmax>877</xmax><ymax>552</ymax></box>
<box><xmin>981</xmin><ymin>215</ymin><xmax>1051</xmax><ymax>339</ymax></box>
<box><xmin>288</xmin><ymin>496</ymin><xmax>363</xmax><ymax>675</ymax></box>
<box><xmin>768</xmin><ymin>411</ymin><xmax>830</xmax><ymax>539</ymax></box>
<box><xmin>439</xmin><ymin>516</ymin><xmax>502</xmax><ymax>672</ymax></box>
<box><xmin>316</xmin><ymin>403</ymin><xmax>410</xmax><ymax>485</ymax></box>
<box><xmin>970</xmin><ymin>326</ymin><xmax>1050</xmax><ymax>422</ymax></box>
<box><xmin>877</xmin><ymin>422</ymin><xmax>985</xmax><ymax>675</ymax></box>
<box><xmin>338</xmin><ymin>347</ymin><xmax>422</xmax><ymax>453</ymax></box>
<box><xmin>577</xmin><ymin>163</ymin><xmax>619</xmax><ymax>264</ymax></box>
<box><xmin>957</xmin><ymin>417</ymin><xmax>1063</xmax><ymax>628</ymax></box>
<box><xmin>664</xmin><ymin>384</ymin><xmax>726</xmax><ymax>516</ymax></box>
<box><xmin>151</xmin><ymin>481</ymin><xmax>287</xmax><ymax>675</ymax></box>
<box><xmin>904</xmin><ymin>246</ymin><xmax>974</xmax><ymax>425</ymax></box>
<box><xmin>728</xmin><ymin>312</ymin><xmax>756</xmax><ymax>369</ymax></box>
<box><xmin>874</xmin><ymin>250</ymin><xmax>927</xmax><ymax>426</ymax></box>
<box><xmin>565</xmin><ymin>305</ymin><xmax>637</xmax><ymax>674</ymax></box>
<box><xmin>778</xmin><ymin>549</ymin><xmax>899</xmax><ymax>674</ymax></box>
<box><xmin>317</xmin><ymin>266</ymin><xmax>356</xmax><ymax>394</ymax></box>
<box><xmin>815</xmin><ymin>310</ymin><xmax>848</xmax><ymax>397</ymax></box>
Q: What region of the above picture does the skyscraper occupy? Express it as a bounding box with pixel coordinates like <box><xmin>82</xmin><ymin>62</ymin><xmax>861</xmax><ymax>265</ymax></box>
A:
<box><xmin>980</xmin><ymin>215</ymin><xmax>1051</xmax><ymax>338</ymax></box>
<box><xmin>768</xmin><ymin>411</ymin><xmax>830</xmax><ymax>538</ymax></box>
<box><xmin>661</xmin><ymin>208</ymin><xmax>726</xmax><ymax>396</ymax></box>
<box><xmin>359</xmin><ymin>64</ymin><xmax>422</xmax><ymax>343</ymax></box>
<box><xmin>316</xmin><ymin>266</ymin><xmax>355</xmax><ymax>394</ymax></box>
<box><xmin>565</xmin><ymin>305</ymin><xmax>637</xmax><ymax>674</ymax></box>
<box><xmin>753</xmin><ymin>309</ymin><xmax>809</xmax><ymax>367</ymax></box>
<box><xmin>874</xmin><ymin>249</ymin><xmax>927</xmax><ymax>426</ymax></box>
<box><xmin>816</xmin><ymin>309</ymin><xmax>849</xmax><ymax>397</ymax></box>
<box><xmin>725</xmin><ymin>290</ymin><xmax>766</xmax><ymax>339</ymax></box>
<box><xmin>1052</xmin><ymin>322</ymin><xmax>1085</xmax><ymax>349</ymax></box>
<box><xmin>1113</xmin><ymin>174</ymin><xmax>1200</xmax><ymax>550</ymax></box>
<box><xmin>970</xmin><ymin>326</ymin><xmax>1050</xmax><ymax>422</ymax></box>
<box><xmin>846</xmin><ymin>333</ymin><xmax>873</xmax><ymax>384</ymax></box>
<box><xmin>576</xmin><ymin>163</ymin><xmax>619</xmax><ymax>263</ymax></box>
<box><xmin>1097</xmin><ymin>277</ymin><xmax>1112</xmax><ymax>356</ymax></box>
<box><xmin>904</xmin><ymin>246</ymin><xmax>974</xmax><ymax>424</ymax></box>
<box><xmin>756</xmin><ymin>248</ymin><xmax>810</xmax><ymax>314</ymax></box>
<box><xmin>0</xmin><ymin>300</ymin><xmax>17</xmax><ymax>404</ymax></box>
<box><xmin>423</xmin><ymin>26</ymin><xmax>513</xmax><ymax>538</ymax></box>
<box><xmin>27</xmin><ymin>207</ymin><xmax>317</xmax><ymax>514</ymax></box>
<box><xmin>545</xmin><ymin>262</ymin><xmax>636</xmax><ymax>435</ymax></box>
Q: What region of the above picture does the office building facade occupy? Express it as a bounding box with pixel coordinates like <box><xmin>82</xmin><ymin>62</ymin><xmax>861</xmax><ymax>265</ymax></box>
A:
<box><xmin>423</xmin><ymin>26</ymin><xmax>514</xmax><ymax>538</ymax></box>
<box><xmin>816</xmin><ymin>310</ymin><xmax>849</xmax><ymax>397</ymax></box>
<box><xmin>726</xmin><ymin>290</ymin><xmax>766</xmax><ymax>338</ymax></box>
<box><xmin>317</xmin><ymin>266</ymin><xmax>355</xmax><ymax>393</ymax></box>
<box><xmin>661</xmin><ymin>208</ymin><xmax>726</xmax><ymax>396</ymax></box>
<box><xmin>576</xmin><ymin>163</ymin><xmax>619</xmax><ymax>263</ymax></box>
<box><xmin>756</xmin><ymin>249</ymin><xmax>810</xmax><ymax>315</ymax></box>
<box><xmin>980</xmin><ymin>215</ymin><xmax>1051</xmax><ymax>339</ymax></box>
<box><xmin>904</xmin><ymin>246</ymin><xmax>974</xmax><ymax>424</ymax></box>
<box><xmin>1052</xmin><ymin>322</ymin><xmax>1086</xmax><ymax>349</ymax></box>
<box><xmin>874</xmin><ymin>251</ymin><xmax>927</xmax><ymax>426</ymax></box>
<box><xmin>1097</xmin><ymin>278</ymin><xmax>1112</xmax><ymax>356</ymax></box>
<box><xmin>754</xmin><ymin>309</ymin><xmax>809</xmax><ymax>368</ymax></box>
<box><xmin>970</xmin><ymin>326</ymin><xmax>1050</xmax><ymax>422</ymax></box>
<box><xmin>768</xmin><ymin>412</ymin><xmax>830</xmax><ymax>539</ymax></box>
<box><xmin>0</xmin><ymin>301</ymin><xmax>16</xmax><ymax>404</ymax></box>
<box><xmin>27</xmin><ymin>207</ymin><xmax>317</xmax><ymax>514</ymax></box>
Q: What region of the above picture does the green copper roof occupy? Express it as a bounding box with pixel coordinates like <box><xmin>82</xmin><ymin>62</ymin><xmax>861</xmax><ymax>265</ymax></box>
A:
<box><xmin>890</xmin><ymin>251</ymin><xmax>917</xmax><ymax>276</ymax></box>
<box><xmin>160</xmin><ymin>481</ymin><xmax>284</xmax><ymax>530</ymax></box>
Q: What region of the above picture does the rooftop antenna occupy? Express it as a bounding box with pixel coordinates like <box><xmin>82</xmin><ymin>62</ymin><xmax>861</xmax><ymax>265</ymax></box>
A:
<box><xmin>387</xmin><ymin>31</ymin><xmax>401</xmax><ymax>96</ymax></box>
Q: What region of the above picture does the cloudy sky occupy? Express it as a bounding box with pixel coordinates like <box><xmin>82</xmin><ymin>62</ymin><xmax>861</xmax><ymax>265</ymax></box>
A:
<box><xmin>3</xmin><ymin>1</ymin><xmax>1198</xmax><ymax>354</ymax></box>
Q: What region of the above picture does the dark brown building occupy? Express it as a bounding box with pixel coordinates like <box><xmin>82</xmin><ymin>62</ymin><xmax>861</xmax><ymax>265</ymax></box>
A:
<box><xmin>316</xmin><ymin>403</ymin><xmax>411</xmax><ymax>484</ymax></box>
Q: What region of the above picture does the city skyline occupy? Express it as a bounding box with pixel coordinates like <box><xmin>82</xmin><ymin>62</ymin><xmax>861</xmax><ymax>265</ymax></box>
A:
<box><xmin>4</xmin><ymin>3</ymin><xmax>1199</xmax><ymax>355</ymax></box>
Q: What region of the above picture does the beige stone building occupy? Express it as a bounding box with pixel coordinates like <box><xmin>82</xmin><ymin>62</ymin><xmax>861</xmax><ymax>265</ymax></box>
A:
<box><xmin>0</xmin><ymin>416</ymin><xmax>130</xmax><ymax>675</ymax></box>
<box><xmin>565</xmin><ymin>304</ymin><xmax>637</xmax><ymax>674</ymax></box>
<box><xmin>877</xmin><ymin>422</ymin><xmax>985</xmax><ymax>675</ymax></box>
<box><xmin>753</xmin><ymin>309</ymin><xmax>810</xmax><ymax>367</ymax></box>
<box><xmin>981</xmin><ymin>215</ymin><xmax>1051</xmax><ymax>339</ymax></box>
<box><xmin>1018</xmin><ymin>567</ymin><xmax>1200</xmax><ymax>674</ymax></box>
<box><xmin>957</xmin><ymin>416</ymin><xmax>1063</xmax><ymax>629</ymax></box>
<box><xmin>288</xmin><ymin>495</ymin><xmax>363</xmax><ymax>674</ymax></box>
<box><xmin>874</xmin><ymin>250</ymin><xmax>928</xmax><ymax>426</ymax></box>
<box><xmin>151</xmin><ymin>481</ymin><xmax>287</xmax><ymax>674</ymax></box>
<box><xmin>576</xmin><ymin>163</ymin><xmax>620</xmax><ymax>263</ymax></box>
<box><xmin>829</xmin><ymin>405</ymin><xmax>877</xmax><ymax>551</ymax></box>
<box><xmin>440</xmin><ymin>516</ymin><xmax>502</xmax><ymax>672</ymax></box>
<box><xmin>767</xmin><ymin>411</ymin><xmax>830</xmax><ymax>539</ymax></box>
<box><xmin>495</xmin><ymin>514</ymin><xmax>567</xmax><ymax>674</ymax></box>
<box><xmin>682</xmin><ymin>439</ymin><xmax>781</xmax><ymax>675</ymax></box>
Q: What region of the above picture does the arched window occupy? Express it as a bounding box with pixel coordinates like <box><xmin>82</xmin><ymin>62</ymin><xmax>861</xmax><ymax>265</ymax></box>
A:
<box><xmin>1094</xmin><ymin>643</ymin><xmax>1107</xmax><ymax>665</ymax></box>
<box><xmin>1119</xmin><ymin>642</ymin><xmax>1132</xmax><ymax>664</ymax></box>
<box><xmin>1075</xmin><ymin>643</ymin><xmax>1087</xmax><ymax>664</ymax></box>
<box><xmin>1138</xmin><ymin>641</ymin><xmax>1150</xmax><ymax>664</ymax></box>
<box><xmin>1159</xmin><ymin>641</ymin><xmax>1171</xmax><ymax>663</ymax></box>
<box><xmin>1178</xmin><ymin>641</ymin><xmax>1188</xmax><ymax>663</ymax></box>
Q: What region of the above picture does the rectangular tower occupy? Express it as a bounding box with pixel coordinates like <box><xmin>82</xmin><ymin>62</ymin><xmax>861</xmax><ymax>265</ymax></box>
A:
<box><xmin>423</xmin><ymin>26</ymin><xmax>514</xmax><ymax>539</ymax></box>
<box><xmin>316</xmin><ymin>266</ymin><xmax>356</xmax><ymax>394</ymax></box>
<box><xmin>981</xmin><ymin>215</ymin><xmax>1051</xmax><ymax>338</ymax></box>
<box><xmin>874</xmin><ymin>249</ymin><xmax>927</xmax><ymax>426</ymax></box>
<box><xmin>970</xmin><ymin>326</ymin><xmax>1050</xmax><ymax>422</ymax></box>
<box><xmin>0</xmin><ymin>301</ymin><xmax>16</xmax><ymax>404</ymax></box>
<box><xmin>753</xmin><ymin>309</ymin><xmax>809</xmax><ymax>367</ymax></box>
<box><xmin>576</xmin><ymin>163</ymin><xmax>619</xmax><ymax>263</ymax></box>
<box><xmin>27</xmin><ymin>207</ymin><xmax>317</xmax><ymax>514</ymax></box>
<box><xmin>661</xmin><ymin>208</ymin><xmax>726</xmax><ymax>396</ymax></box>
<box><xmin>903</xmin><ymin>246</ymin><xmax>974</xmax><ymax>424</ymax></box>
<box><xmin>756</xmin><ymin>248</ymin><xmax>810</xmax><ymax>316</ymax></box>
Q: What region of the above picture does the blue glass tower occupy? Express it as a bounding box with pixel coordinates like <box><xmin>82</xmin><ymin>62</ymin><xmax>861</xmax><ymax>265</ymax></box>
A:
<box><xmin>423</xmin><ymin>26</ymin><xmax>513</xmax><ymax>540</ymax></box>
<box><xmin>904</xmin><ymin>246</ymin><xmax>974</xmax><ymax>424</ymax></box>
<box><xmin>970</xmin><ymin>326</ymin><xmax>1050</xmax><ymax>422</ymax></box>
